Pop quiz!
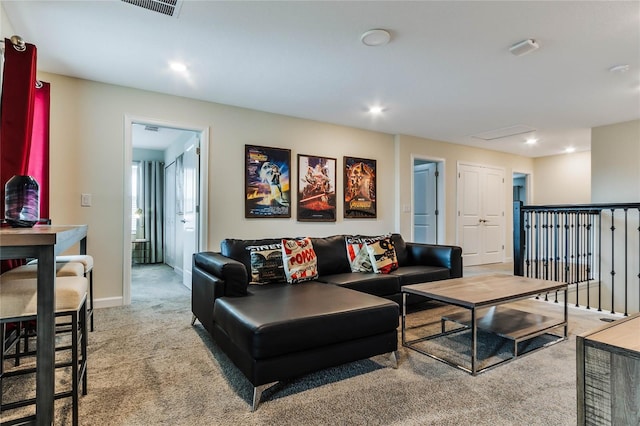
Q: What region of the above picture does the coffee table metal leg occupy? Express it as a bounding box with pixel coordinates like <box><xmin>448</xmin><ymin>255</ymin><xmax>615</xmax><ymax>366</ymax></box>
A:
<box><xmin>471</xmin><ymin>308</ymin><xmax>477</xmax><ymax>375</ymax></box>
<box><xmin>401</xmin><ymin>292</ymin><xmax>407</xmax><ymax>345</ymax></box>
<box><xmin>563</xmin><ymin>287</ymin><xmax>568</xmax><ymax>337</ymax></box>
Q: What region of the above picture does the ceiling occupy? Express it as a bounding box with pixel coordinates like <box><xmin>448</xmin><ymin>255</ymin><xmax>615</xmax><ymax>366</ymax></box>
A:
<box><xmin>3</xmin><ymin>1</ymin><xmax>639</xmax><ymax>157</ymax></box>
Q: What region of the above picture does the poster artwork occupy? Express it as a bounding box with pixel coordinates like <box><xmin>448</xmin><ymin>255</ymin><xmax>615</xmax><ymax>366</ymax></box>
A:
<box><xmin>297</xmin><ymin>155</ymin><xmax>336</xmax><ymax>221</ymax></box>
<box><xmin>245</xmin><ymin>145</ymin><xmax>291</xmax><ymax>218</ymax></box>
<box><xmin>344</xmin><ymin>156</ymin><xmax>376</xmax><ymax>218</ymax></box>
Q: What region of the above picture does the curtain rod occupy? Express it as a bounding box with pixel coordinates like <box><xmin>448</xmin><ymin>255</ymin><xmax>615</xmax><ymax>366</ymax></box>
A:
<box><xmin>0</xmin><ymin>35</ymin><xmax>27</xmax><ymax>53</ymax></box>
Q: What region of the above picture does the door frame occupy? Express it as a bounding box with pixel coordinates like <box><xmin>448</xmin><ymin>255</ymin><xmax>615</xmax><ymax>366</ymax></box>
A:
<box><xmin>123</xmin><ymin>114</ymin><xmax>209</xmax><ymax>305</ymax></box>
<box><xmin>410</xmin><ymin>154</ymin><xmax>445</xmax><ymax>244</ymax></box>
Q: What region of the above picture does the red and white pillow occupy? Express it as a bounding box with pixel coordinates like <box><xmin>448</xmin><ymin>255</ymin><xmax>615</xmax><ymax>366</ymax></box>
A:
<box><xmin>365</xmin><ymin>235</ymin><xmax>398</xmax><ymax>274</ymax></box>
<box><xmin>281</xmin><ymin>237</ymin><xmax>318</xmax><ymax>283</ymax></box>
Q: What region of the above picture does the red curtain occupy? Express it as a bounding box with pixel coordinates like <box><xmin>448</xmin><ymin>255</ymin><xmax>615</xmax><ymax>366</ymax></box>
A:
<box><xmin>26</xmin><ymin>81</ymin><xmax>51</xmax><ymax>220</ymax></box>
<box><xmin>1</xmin><ymin>38</ymin><xmax>50</xmax><ymax>272</ymax></box>
<box><xmin>1</xmin><ymin>38</ymin><xmax>38</xmax><ymax>213</ymax></box>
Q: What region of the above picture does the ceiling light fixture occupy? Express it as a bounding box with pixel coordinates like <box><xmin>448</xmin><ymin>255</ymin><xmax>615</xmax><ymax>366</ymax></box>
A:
<box><xmin>509</xmin><ymin>39</ymin><xmax>539</xmax><ymax>56</ymax></box>
<box><xmin>565</xmin><ymin>147</ymin><xmax>576</xmax><ymax>153</ymax></box>
<box><xmin>169</xmin><ymin>61</ymin><xmax>187</xmax><ymax>72</ymax></box>
<box><xmin>525</xmin><ymin>138</ymin><xmax>537</xmax><ymax>145</ymax></box>
<box><xmin>368</xmin><ymin>106</ymin><xmax>384</xmax><ymax>115</ymax></box>
<box><xmin>361</xmin><ymin>29</ymin><xmax>391</xmax><ymax>47</ymax></box>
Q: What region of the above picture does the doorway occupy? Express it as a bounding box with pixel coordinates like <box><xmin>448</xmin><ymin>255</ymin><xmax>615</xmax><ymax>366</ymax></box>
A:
<box><xmin>123</xmin><ymin>116</ymin><xmax>209</xmax><ymax>305</ymax></box>
<box><xmin>457</xmin><ymin>162</ymin><xmax>505</xmax><ymax>266</ymax></box>
<box><xmin>513</xmin><ymin>172</ymin><xmax>529</xmax><ymax>204</ymax></box>
<box><xmin>412</xmin><ymin>156</ymin><xmax>445</xmax><ymax>244</ymax></box>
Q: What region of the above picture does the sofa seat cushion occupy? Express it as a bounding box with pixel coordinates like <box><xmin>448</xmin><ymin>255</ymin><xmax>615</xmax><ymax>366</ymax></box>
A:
<box><xmin>390</xmin><ymin>265</ymin><xmax>450</xmax><ymax>285</ymax></box>
<box><xmin>213</xmin><ymin>282</ymin><xmax>398</xmax><ymax>360</ymax></box>
<box><xmin>317</xmin><ymin>273</ymin><xmax>401</xmax><ymax>297</ymax></box>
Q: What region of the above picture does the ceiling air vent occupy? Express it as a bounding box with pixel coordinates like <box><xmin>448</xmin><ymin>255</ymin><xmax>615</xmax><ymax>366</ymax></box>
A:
<box><xmin>471</xmin><ymin>125</ymin><xmax>536</xmax><ymax>141</ymax></box>
<box><xmin>121</xmin><ymin>0</ymin><xmax>183</xmax><ymax>18</ymax></box>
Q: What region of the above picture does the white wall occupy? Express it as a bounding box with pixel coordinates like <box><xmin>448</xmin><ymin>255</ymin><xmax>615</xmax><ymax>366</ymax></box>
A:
<box><xmin>591</xmin><ymin>120</ymin><xmax>640</xmax><ymax>203</ymax></box>
<box><xmin>37</xmin><ymin>72</ymin><xmax>396</xmax><ymax>305</ymax></box>
<box><xmin>532</xmin><ymin>151</ymin><xmax>591</xmax><ymax>205</ymax></box>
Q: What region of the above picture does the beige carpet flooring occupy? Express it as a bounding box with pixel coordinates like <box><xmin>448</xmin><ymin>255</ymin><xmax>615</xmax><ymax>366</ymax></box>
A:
<box><xmin>1</xmin><ymin>263</ymin><xmax>621</xmax><ymax>425</ymax></box>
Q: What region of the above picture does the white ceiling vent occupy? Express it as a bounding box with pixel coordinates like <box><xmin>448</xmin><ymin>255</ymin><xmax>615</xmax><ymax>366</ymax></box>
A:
<box><xmin>471</xmin><ymin>125</ymin><xmax>536</xmax><ymax>141</ymax></box>
<box><xmin>121</xmin><ymin>0</ymin><xmax>183</xmax><ymax>18</ymax></box>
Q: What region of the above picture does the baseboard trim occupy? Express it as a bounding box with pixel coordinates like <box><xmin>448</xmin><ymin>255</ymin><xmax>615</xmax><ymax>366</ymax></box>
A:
<box><xmin>95</xmin><ymin>297</ymin><xmax>124</xmax><ymax>308</ymax></box>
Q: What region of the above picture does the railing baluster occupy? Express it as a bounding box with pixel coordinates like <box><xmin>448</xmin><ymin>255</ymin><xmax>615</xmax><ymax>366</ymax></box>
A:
<box><xmin>598</xmin><ymin>211</ymin><xmax>602</xmax><ymax>312</ymax></box>
<box><xmin>610</xmin><ymin>209</ymin><xmax>616</xmax><ymax>314</ymax></box>
<box><xmin>624</xmin><ymin>208</ymin><xmax>628</xmax><ymax>316</ymax></box>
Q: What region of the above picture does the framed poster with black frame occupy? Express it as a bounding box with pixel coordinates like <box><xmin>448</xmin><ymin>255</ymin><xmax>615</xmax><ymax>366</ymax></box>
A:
<box><xmin>245</xmin><ymin>145</ymin><xmax>291</xmax><ymax>218</ymax></box>
<box><xmin>297</xmin><ymin>154</ymin><xmax>337</xmax><ymax>222</ymax></box>
<box><xmin>344</xmin><ymin>156</ymin><xmax>377</xmax><ymax>218</ymax></box>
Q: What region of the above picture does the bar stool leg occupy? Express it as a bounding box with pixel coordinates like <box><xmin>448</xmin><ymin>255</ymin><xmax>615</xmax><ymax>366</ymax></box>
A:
<box><xmin>89</xmin><ymin>270</ymin><xmax>94</xmax><ymax>332</ymax></box>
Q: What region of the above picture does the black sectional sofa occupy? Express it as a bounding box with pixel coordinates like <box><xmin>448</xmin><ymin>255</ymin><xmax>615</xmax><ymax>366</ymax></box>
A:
<box><xmin>191</xmin><ymin>234</ymin><xmax>462</xmax><ymax>410</ymax></box>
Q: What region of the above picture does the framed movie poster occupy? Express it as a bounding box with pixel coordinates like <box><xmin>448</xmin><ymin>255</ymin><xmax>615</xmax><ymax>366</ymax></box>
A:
<box><xmin>297</xmin><ymin>154</ymin><xmax>337</xmax><ymax>222</ymax></box>
<box><xmin>344</xmin><ymin>156</ymin><xmax>376</xmax><ymax>218</ymax></box>
<box><xmin>245</xmin><ymin>145</ymin><xmax>291</xmax><ymax>218</ymax></box>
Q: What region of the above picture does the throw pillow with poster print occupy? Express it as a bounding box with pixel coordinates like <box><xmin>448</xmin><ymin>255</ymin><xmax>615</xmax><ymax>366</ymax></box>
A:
<box><xmin>345</xmin><ymin>236</ymin><xmax>375</xmax><ymax>272</ymax></box>
<box><xmin>365</xmin><ymin>236</ymin><xmax>399</xmax><ymax>274</ymax></box>
<box><xmin>247</xmin><ymin>244</ymin><xmax>285</xmax><ymax>284</ymax></box>
<box><xmin>281</xmin><ymin>237</ymin><xmax>319</xmax><ymax>283</ymax></box>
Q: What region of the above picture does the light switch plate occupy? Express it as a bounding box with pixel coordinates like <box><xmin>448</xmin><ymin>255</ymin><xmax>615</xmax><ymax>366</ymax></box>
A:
<box><xmin>81</xmin><ymin>193</ymin><xmax>92</xmax><ymax>207</ymax></box>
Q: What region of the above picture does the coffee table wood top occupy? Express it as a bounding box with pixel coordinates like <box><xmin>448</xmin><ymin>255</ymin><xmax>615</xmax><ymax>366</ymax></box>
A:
<box><xmin>402</xmin><ymin>274</ymin><xmax>567</xmax><ymax>308</ymax></box>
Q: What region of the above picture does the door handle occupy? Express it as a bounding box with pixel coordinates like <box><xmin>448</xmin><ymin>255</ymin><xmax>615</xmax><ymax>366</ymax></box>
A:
<box><xmin>180</xmin><ymin>219</ymin><xmax>188</xmax><ymax>223</ymax></box>
<box><xmin>479</xmin><ymin>219</ymin><xmax>488</xmax><ymax>223</ymax></box>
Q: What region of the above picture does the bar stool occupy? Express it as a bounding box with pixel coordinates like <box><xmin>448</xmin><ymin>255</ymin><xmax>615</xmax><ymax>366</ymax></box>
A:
<box><xmin>2</xmin><ymin>262</ymin><xmax>85</xmax><ymax>365</ymax></box>
<box><xmin>29</xmin><ymin>255</ymin><xmax>95</xmax><ymax>331</ymax></box>
<box><xmin>0</xmin><ymin>276</ymin><xmax>88</xmax><ymax>426</ymax></box>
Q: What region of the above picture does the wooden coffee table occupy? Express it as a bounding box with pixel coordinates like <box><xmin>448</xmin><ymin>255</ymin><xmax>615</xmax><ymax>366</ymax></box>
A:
<box><xmin>402</xmin><ymin>274</ymin><xmax>568</xmax><ymax>375</ymax></box>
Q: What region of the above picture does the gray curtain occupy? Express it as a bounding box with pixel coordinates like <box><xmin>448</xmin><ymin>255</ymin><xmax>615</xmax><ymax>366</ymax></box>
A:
<box><xmin>139</xmin><ymin>161</ymin><xmax>164</xmax><ymax>263</ymax></box>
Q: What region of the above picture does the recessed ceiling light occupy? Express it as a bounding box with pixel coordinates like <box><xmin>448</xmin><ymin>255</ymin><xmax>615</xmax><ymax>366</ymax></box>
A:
<box><xmin>368</xmin><ymin>106</ymin><xmax>384</xmax><ymax>115</ymax></box>
<box><xmin>565</xmin><ymin>147</ymin><xmax>576</xmax><ymax>153</ymax></box>
<box><xmin>361</xmin><ymin>29</ymin><xmax>391</xmax><ymax>47</ymax></box>
<box><xmin>525</xmin><ymin>138</ymin><xmax>537</xmax><ymax>145</ymax></box>
<box><xmin>169</xmin><ymin>61</ymin><xmax>187</xmax><ymax>72</ymax></box>
<box><xmin>608</xmin><ymin>64</ymin><xmax>630</xmax><ymax>73</ymax></box>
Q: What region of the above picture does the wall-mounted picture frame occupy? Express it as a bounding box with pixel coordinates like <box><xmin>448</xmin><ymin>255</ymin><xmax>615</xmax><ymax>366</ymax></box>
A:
<box><xmin>297</xmin><ymin>154</ymin><xmax>337</xmax><ymax>222</ymax></box>
<box><xmin>344</xmin><ymin>156</ymin><xmax>377</xmax><ymax>218</ymax></box>
<box><xmin>245</xmin><ymin>145</ymin><xmax>291</xmax><ymax>218</ymax></box>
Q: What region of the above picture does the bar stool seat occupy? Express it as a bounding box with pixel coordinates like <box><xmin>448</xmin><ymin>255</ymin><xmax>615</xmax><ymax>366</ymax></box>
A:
<box><xmin>28</xmin><ymin>254</ymin><xmax>95</xmax><ymax>331</ymax></box>
<box><xmin>1</xmin><ymin>262</ymin><xmax>85</xmax><ymax>280</ymax></box>
<box><xmin>0</xmin><ymin>276</ymin><xmax>88</xmax><ymax>426</ymax></box>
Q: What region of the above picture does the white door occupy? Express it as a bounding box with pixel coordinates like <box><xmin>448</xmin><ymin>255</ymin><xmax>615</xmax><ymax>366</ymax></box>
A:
<box><xmin>414</xmin><ymin>163</ymin><xmax>437</xmax><ymax>244</ymax></box>
<box><xmin>458</xmin><ymin>163</ymin><xmax>504</xmax><ymax>266</ymax></box>
<box><xmin>164</xmin><ymin>162</ymin><xmax>176</xmax><ymax>268</ymax></box>
<box><xmin>181</xmin><ymin>138</ymin><xmax>200</xmax><ymax>289</ymax></box>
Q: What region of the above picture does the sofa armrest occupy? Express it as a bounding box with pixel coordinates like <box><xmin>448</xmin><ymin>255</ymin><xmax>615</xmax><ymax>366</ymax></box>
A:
<box><xmin>406</xmin><ymin>243</ymin><xmax>463</xmax><ymax>278</ymax></box>
<box><xmin>193</xmin><ymin>252</ymin><xmax>249</xmax><ymax>297</ymax></box>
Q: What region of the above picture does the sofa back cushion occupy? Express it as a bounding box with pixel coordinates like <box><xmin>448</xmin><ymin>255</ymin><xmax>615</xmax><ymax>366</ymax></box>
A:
<box><xmin>222</xmin><ymin>235</ymin><xmax>353</xmax><ymax>279</ymax></box>
<box><xmin>311</xmin><ymin>235</ymin><xmax>351</xmax><ymax>276</ymax></box>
